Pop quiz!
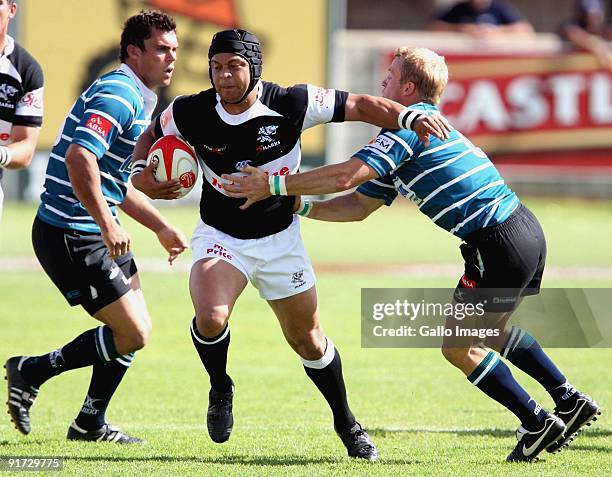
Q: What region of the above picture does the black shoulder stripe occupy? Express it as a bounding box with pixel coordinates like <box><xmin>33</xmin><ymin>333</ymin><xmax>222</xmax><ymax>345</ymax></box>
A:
<box><xmin>331</xmin><ymin>90</ymin><xmax>348</xmax><ymax>123</ymax></box>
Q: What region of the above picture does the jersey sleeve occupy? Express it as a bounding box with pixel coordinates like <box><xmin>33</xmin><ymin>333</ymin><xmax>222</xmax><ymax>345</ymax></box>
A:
<box><xmin>13</xmin><ymin>57</ymin><xmax>44</xmax><ymax>127</ymax></box>
<box><xmin>300</xmin><ymin>83</ymin><xmax>348</xmax><ymax>130</ymax></box>
<box><xmin>72</xmin><ymin>85</ymin><xmax>136</xmax><ymax>159</ymax></box>
<box><xmin>356</xmin><ymin>173</ymin><xmax>398</xmax><ymax>206</ymax></box>
<box><xmin>154</xmin><ymin>96</ymin><xmax>185</xmax><ymax>139</ymax></box>
<box><xmin>353</xmin><ymin>129</ymin><xmax>419</xmax><ymax>177</ymax></box>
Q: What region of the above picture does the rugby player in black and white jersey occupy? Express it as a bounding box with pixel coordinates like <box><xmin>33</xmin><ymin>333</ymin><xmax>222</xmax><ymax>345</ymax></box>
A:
<box><xmin>0</xmin><ymin>0</ymin><xmax>43</xmax><ymax>220</ymax></box>
<box><xmin>131</xmin><ymin>28</ymin><xmax>451</xmax><ymax>461</ymax></box>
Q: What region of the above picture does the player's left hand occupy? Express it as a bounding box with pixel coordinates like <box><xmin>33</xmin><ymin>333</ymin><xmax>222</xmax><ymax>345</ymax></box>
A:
<box><xmin>413</xmin><ymin>113</ymin><xmax>452</xmax><ymax>147</ymax></box>
<box><xmin>156</xmin><ymin>225</ymin><xmax>189</xmax><ymax>265</ymax></box>
<box><xmin>222</xmin><ymin>165</ymin><xmax>271</xmax><ymax>210</ymax></box>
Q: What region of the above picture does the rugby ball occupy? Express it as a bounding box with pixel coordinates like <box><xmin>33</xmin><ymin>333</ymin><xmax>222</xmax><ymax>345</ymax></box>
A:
<box><xmin>147</xmin><ymin>135</ymin><xmax>198</xmax><ymax>198</ymax></box>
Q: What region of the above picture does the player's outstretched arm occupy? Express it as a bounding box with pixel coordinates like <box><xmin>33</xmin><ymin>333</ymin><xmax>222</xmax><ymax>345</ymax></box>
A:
<box><xmin>295</xmin><ymin>191</ymin><xmax>385</xmax><ymax>222</ymax></box>
<box><xmin>223</xmin><ymin>158</ymin><xmax>378</xmax><ymax>210</ymax></box>
<box><xmin>119</xmin><ymin>182</ymin><xmax>189</xmax><ymax>265</ymax></box>
<box><xmin>344</xmin><ymin>94</ymin><xmax>451</xmax><ymax>145</ymax></box>
<box><xmin>131</xmin><ymin>123</ymin><xmax>181</xmax><ymax>200</ymax></box>
<box><xmin>65</xmin><ymin>144</ymin><xmax>131</xmax><ymax>258</ymax></box>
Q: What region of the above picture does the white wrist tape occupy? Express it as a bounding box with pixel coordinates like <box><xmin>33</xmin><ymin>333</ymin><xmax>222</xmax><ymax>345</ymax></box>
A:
<box><xmin>296</xmin><ymin>199</ymin><xmax>312</xmax><ymax>217</ymax></box>
<box><xmin>269</xmin><ymin>175</ymin><xmax>288</xmax><ymax>195</ymax></box>
<box><xmin>0</xmin><ymin>146</ymin><xmax>12</xmax><ymax>167</ymax></box>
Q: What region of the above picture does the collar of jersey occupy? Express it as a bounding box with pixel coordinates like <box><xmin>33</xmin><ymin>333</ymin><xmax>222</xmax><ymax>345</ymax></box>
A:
<box><xmin>214</xmin><ymin>81</ymin><xmax>281</xmax><ymax>125</ymax></box>
<box><xmin>1</xmin><ymin>35</ymin><xmax>14</xmax><ymax>57</ymax></box>
<box><xmin>118</xmin><ymin>63</ymin><xmax>158</xmax><ymax>119</ymax></box>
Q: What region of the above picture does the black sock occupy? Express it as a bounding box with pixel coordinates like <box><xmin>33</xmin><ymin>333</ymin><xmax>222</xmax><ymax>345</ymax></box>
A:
<box><xmin>468</xmin><ymin>350</ymin><xmax>544</xmax><ymax>430</ymax></box>
<box><xmin>302</xmin><ymin>338</ymin><xmax>355</xmax><ymax>432</ymax></box>
<box><xmin>74</xmin><ymin>353</ymin><xmax>134</xmax><ymax>431</ymax></box>
<box><xmin>190</xmin><ymin>318</ymin><xmax>232</xmax><ymax>392</ymax></box>
<box><xmin>501</xmin><ymin>326</ymin><xmax>575</xmax><ymax>408</ymax></box>
<box><xmin>20</xmin><ymin>326</ymin><xmax>119</xmax><ymax>388</ymax></box>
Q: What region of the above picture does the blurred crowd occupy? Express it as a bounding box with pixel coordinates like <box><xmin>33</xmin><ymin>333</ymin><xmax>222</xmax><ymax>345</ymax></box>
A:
<box><xmin>430</xmin><ymin>0</ymin><xmax>612</xmax><ymax>67</ymax></box>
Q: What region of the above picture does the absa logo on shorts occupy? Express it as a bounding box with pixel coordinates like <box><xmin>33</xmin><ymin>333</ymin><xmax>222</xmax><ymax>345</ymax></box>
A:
<box><xmin>460</xmin><ymin>275</ymin><xmax>477</xmax><ymax>289</ymax></box>
<box><xmin>85</xmin><ymin>114</ymin><xmax>112</xmax><ymax>138</ymax></box>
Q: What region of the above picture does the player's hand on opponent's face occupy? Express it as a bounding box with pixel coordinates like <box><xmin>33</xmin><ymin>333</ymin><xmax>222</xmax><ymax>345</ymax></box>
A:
<box><xmin>102</xmin><ymin>222</ymin><xmax>131</xmax><ymax>259</ymax></box>
<box><xmin>156</xmin><ymin>225</ymin><xmax>189</xmax><ymax>265</ymax></box>
<box><xmin>131</xmin><ymin>161</ymin><xmax>182</xmax><ymax>200</ymax></box>
<box><xmin>413</xmin><ymin>113</ymin><xmax>452</xmax><ymax>147</ymax></box>
<box><xmin>222</xmin><ymin>165</ymin><xmax>271</xmax><ymax>210</ymax></box>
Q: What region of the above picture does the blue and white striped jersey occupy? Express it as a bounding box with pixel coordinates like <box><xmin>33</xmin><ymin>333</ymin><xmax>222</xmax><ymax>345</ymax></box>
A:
<box><xmin>355</xmin><ymin>102</ymin><xmax>519</xmax><ymax>239</ymax></box>
<box><xmin>37</xmin><ymin>64</ymin><xmax>156</xmax><ymax>232</ymax></box>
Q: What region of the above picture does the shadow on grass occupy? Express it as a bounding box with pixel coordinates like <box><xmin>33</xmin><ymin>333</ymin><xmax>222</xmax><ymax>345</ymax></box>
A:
<box><xmin>0</xmin><ymin>453</ymin><xmax>424</xmax><ymax>466</ymax></box>
<box><xmin>368</xmin><ymin>427</ymin><xmax>612</xmax><ymax>439</ymax></box>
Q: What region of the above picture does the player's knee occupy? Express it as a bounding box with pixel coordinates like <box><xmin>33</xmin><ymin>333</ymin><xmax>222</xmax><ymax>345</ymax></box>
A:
<box><xmin>195</xmin><ymin>306</ymin><xmax>229</xmax><ymax>337</ymax></box>
<box><xmin>129</xmin><ymin>326</ymin><xmax>150</xmax><ymax>351</ymax></box>
<box><xmin>441</xmin><ymin>346</ymin><xmax>469</xmax><ymax>366</ymax></box>
<box><xmin>290</xmin><ymin>330</ymin><xmax>326</xmax><ymax>361</ymax></box>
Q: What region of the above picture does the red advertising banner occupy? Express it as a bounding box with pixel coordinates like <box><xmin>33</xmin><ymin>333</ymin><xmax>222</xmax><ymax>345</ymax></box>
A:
<box><xmin>440</xmin><ymin>52</ymin><xmax>612</xmax><ymax>159</ymax></box>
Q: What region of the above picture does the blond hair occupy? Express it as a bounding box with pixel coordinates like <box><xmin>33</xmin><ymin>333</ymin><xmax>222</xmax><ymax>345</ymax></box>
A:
<box><xmin>394</xmin><ymin>47</ymin><xmax>448</xmax><ymax>105</ymax></box>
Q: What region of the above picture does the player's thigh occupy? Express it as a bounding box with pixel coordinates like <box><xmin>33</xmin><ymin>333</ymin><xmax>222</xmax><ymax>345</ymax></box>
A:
<box><xmin>93</xmin><ymin>287</ymin><xmax>150</xmax><ymax>340</ymax></box>
<box><xmin>268</xmin><ymin>285</ymin><xmax>322</xmax><ymax>341</ymax></box>
<box><xmin>189</xmin><ymin>257</ymin><xmax>248</xmax><ymax>322</ymax></box>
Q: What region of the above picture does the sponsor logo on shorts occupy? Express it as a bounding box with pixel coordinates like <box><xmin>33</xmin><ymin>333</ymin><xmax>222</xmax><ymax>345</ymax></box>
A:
<box><xmin>460</xmin><ymin>275</ymin><xmax>477</xmax><ymax>288</ymax></box>
<box><xmin>66</xmin><ymin>289</ymin><xmax>81</xmax><ymax>300</ymax></box>
<box><xmin>291</xmin><ymin>270</ymin><xmax>306</xmax><ymax>289</ymax></box>
<box><xmin>85</xmin><ymin>114</ymin><xmax>112</xmax><ymax>138</ymax></box>
<box><xmin>206</xmin><ymin>243</ymin><xmax>233</xmax><ymax>260</ymax></box>
<box><xmin>493</xmin><ymin>296</ymin><xmax>517</xmax><ymax>304</ymax></box>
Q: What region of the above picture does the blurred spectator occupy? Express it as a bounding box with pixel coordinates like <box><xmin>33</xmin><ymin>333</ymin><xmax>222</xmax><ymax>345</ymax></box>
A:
<box><xmin>561</xmin><ymin>0</ymin><xmax>612</xmax><ymax>68</ymax></box>
<box><xmin>430</xmin><ymin>0</ymin><xmax>534</xmax><ymax>38</ymax></box>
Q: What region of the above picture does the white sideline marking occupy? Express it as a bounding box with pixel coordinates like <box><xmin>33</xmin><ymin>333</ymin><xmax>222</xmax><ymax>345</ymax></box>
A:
<box><xmin>2</xmin><ymin>257</ymin><xmax>612</xmax><ymax>279</ymax></box>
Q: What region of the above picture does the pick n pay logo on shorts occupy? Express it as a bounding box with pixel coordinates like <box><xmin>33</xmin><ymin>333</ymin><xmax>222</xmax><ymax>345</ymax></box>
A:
<box><xmin>369</xmin><ymin>135</ymin><xmax>395</xmax><ymax>154</ymax></box>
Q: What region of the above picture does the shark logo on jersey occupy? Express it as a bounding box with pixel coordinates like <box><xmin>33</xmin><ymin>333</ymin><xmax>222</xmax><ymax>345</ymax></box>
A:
<box><xmin>368</xmin><ymin>135</ymin><xmax>395</xmax><ymax>154</ymax></box>
<box><xmin>258</xmin><ymin>125</ymin><xmax>278</xmax><ymax>143</ymax></box>
<box><xmin>0</xmin><ymin>84</ymin><xmax>18</xmax><ymax>102</ymax></box>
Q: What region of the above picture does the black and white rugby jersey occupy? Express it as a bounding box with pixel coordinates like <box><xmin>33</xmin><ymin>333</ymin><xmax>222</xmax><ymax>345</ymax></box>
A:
<box><xmin>155</xmin><ymin>81</ymin><xmax>348</xmax><ymax>239</ymax></box>
<box><xmin>0</xmin><ymin>35</ymin><xmax>44</xmax><ymax>180</ymax></box>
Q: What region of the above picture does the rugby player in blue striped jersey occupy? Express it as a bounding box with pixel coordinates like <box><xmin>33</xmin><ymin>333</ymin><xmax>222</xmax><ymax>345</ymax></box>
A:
<box><xmin>5</xmin><ymin>11</ymin><xmax>188</xmax><ymax>443</ymax></box>
<box><xmin>224</xmin><ymin>47</ymin><xmax>601</xmax><ymax>462</ymax></box>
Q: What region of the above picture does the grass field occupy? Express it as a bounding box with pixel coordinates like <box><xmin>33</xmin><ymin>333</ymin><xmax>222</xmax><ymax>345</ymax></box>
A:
<box><xmin>1</xmin><ymin>199</ymin><xmax>611</xmax><ymax>476</ymax></box>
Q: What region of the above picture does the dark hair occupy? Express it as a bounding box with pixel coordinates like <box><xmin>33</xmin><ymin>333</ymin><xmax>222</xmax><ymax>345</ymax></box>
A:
<box><xmin>119</xmin><ymin>10</ymin><xmax>176</xmax><ymax>62</ymax></box>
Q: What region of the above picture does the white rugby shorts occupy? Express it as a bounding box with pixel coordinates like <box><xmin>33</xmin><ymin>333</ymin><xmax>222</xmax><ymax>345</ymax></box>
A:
<box><xmin>191</xmin><ymin>217</ymin><xmax>315</xmax><ymax>300</ymax></box>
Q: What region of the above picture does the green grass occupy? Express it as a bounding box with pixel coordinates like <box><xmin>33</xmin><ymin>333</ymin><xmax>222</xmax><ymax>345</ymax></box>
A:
<box><xmin>0</xmin><ymin>200</ymin><xmax>611</xmax><ymax>475</ymax></box>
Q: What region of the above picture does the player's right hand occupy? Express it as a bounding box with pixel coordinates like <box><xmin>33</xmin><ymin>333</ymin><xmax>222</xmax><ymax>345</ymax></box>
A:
<box><xmin>102</xmin><ymin>222</ymin><xmax>131</xmax><ymax>259</ymax></box>
<box><xmin>131</xmin><ymin>161</ymin><xmax>182</xmax><ymax>200</ymax></box>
